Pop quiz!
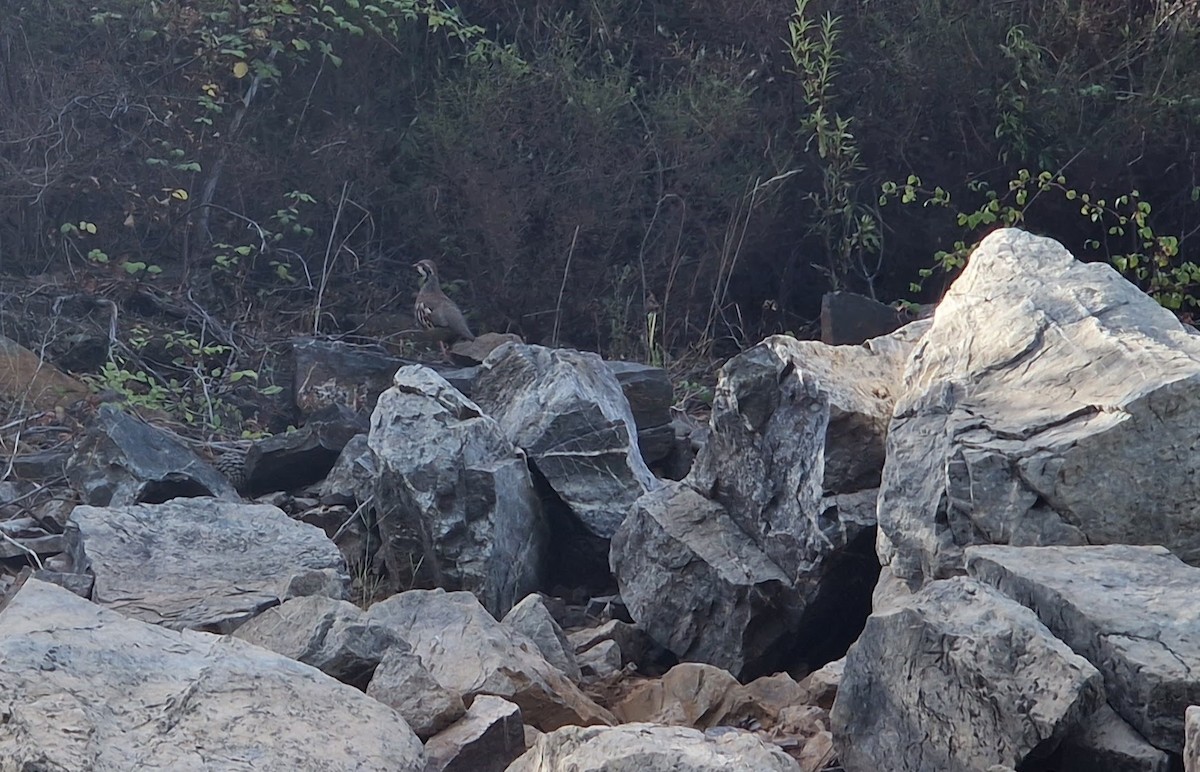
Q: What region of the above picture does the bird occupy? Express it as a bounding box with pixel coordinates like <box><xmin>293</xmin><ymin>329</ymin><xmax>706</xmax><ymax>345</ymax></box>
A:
<box><xmin>413</xmin><ymin>259</ymin><xmax>474</xmax><ymax>358</ymax></box>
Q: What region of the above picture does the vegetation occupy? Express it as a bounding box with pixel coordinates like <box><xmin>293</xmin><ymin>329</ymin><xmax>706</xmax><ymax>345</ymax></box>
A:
<box><xmin>3</xmin><ymin>0</ymin><xmax>1200</xmax><ymax>432</ymax></box>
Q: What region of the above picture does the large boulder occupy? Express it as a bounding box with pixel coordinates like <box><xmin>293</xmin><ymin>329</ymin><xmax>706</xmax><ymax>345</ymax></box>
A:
<box><xmin>610</xmin><ymin>481</ymin><xmax>793</xmax><ymax>677</ymax></box>
<box><xmin>367</xmin><ymin>588</ymin><xmax>614</xmax><ymax>731</ymax></box>
<box><xmin>831</xmin><ymin>576</ymin><xmax>1103</xmax><ymax>772</ymax></box>
<box><xmin>615</xmin><ymin>322</ymin><xmax>922</xmax><ymax>673</ymax></box>
<box><xmin>879</xmin><ymin>228</ymin><xmax>1200</xmax><ymax>586</ymax></box>
<box><xmin>0</xmin><ymin>578</ymin><xmax>425</xmax><ymax>771</ymax></box>
<box><xmin>66</xmin><ymin>405</ymin><xmax>239</xmax><ymax>506</ymax></box>
<box><xmin>687</xmin><ymin>324</ymin><xmax>925</xmax><ymax>577</ymax></box>
<box><xmin>507</xmin><ymin>723</ymin><xmax>800</xmax><ymax>772</ymax></box>
<box><xmin>471</xmin><ymin>344</ymin><xmax>658</xmax><ymax>542</ymax></box>
<box><xmin>368</xmin><ymin>366</ymin><xmax>546</xmax><ymax>617</ymax></box>
<box><xmin>966</xmin><ymin>544</ymin><xmax>1200</xmax><ymax>754</ymax></box>
<box><xmin>68</xmin><ymin>498</ymin><xmax>348</xmax><ymax>633</ymax></box>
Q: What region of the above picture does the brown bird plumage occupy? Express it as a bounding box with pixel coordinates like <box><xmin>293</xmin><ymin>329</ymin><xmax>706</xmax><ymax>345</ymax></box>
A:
<box><xmin>413</xmin><ymin>259</ymin><xmax>475</xmax><ymax>347</ymax></box>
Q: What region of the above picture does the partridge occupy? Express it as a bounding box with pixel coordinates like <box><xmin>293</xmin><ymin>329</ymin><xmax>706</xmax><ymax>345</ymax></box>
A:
<box><xmin>413</xmin><ymin>259</ymin><xmax>474</xmax><ymax>355</ymax></box>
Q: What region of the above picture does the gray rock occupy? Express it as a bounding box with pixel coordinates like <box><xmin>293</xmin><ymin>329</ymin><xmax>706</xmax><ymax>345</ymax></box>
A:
<box><xmin>879</xmin><ymin>228</ymin><xmax>1200</xmax><ymax>586</ymax></box>
<box><xmin>291</xmin><ymin>337</ymin><xmax>404</xmax><ymax>417</ymax></box>
<box><xmin>820</xmin><ymin>290</ymin><xmax>909</xmax><ymax>345</ymax></box>
<box><xmin>368</xmin><ymin>588</ymin><xmax>614</xmax><ymax>731</ymax></box>
<box><xmin>687</xmin><ymin>325</ymin><xmax>923</xmax><ymax>577</ymax></box>
<box><xmin>503</xmin><ymin>594</ymin><xmax>582</xmax><ymax>682</ymax></box>
<box><xmin>604</xmin><ymin>360</ymin><xmax>674</xmax><ymax>463</ymax></box>
<box><xmin>576</xmin><ymin>639</ymin><xmax>622</xmax><ymax>679</ymax></box>
<box><xmin>567</xmin><ymin>618</ymin><xmax>660</xmax><ymax>670</ymax></box>
<box><xmin>367</xmin><ymin>646</ymin><xmax>467</xmax><ymax>739</ymax></box>
<box><xmin>966</xmin><ymin>544</ymin><xmax>1200</xmax><ymax>753</ymax></box>
<box><xmin>232</xmin><ymin>595</ymin><xmax>404</xmax><ymax>688</ymax></box>
<box><xmin>506</xmin><ymin>723</ymin><xmax>800</xmax><ymax>772</ymax></box>
<box><xmin>369</xmin><ymin>366</ymin><xmax>547</xmax><ymax>617</ymax></box>
<box><xmin>610</xmin><ymin>481</ymin><xmax>793</xmax><ymax>677</ymax></box>
<box><xmin>673</xmin><ymin>324</ymin><xmax>922</xmax><ymax>668</ymax></box>
<box><xmin>66</xmin><ymin>405</ymin><xmax>238</xmax><ymax>506</ymax></box>
<box><xmin>1187</xmin><ymin>706</ymin><xmax>1199</xmax><ymax>772</ymax></box>
<box><xmin>0</xmin><ymin>579</ymin><xmax>425</xmax><ymax>771</ymax></box>
<box><xmin>317</xmin><ymin>433</ymin><xmax>375</xmax><ymax>500</ymax></box>
<box><xmin>69</xmin><ymin>498</ymin><xmax>348</xmax><ymax>633</ymax></box>
<box><xmin>1050</xmin><ymin>704</ymin><xmax>1171</xmax><ymax>772</ymax></box>
<box><xmin>472</xmin><ymin>344</ymin><xmax>658</xmax><ymax>541</ymax></box>
<box><xmin>831</xmin><ymin>576</ymin><xmax>1104</xmax><ymax>772</ymax></box>
<box><xmin>424</xmin><ymin>695</ymin><xmax>526</xmax><ymax>772</ymax></box>
<box><xmin>241</xmin><ymin>404</ymin><xmax>366</xmax><ymax>495</ymax></box>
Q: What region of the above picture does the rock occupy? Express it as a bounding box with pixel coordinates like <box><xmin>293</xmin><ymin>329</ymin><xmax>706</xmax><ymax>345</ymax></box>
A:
<box><xmin>0</xmin><ymin>579</ymin><xmax>425</xmax><ymax>771</ymax></box>
<box><xmin>368</xmin><ymin>588</ymin><xmax>614</xmax><ymax>731</ymax></box>
<box><xmin>424</xmin><ymin>695</ymin><xmax>526</xmax><ymax>772</ymax></box>
<box><xmin>291</xmin><ymin>337</ymin><xmax>405</xmax><ymax>416</ymax></box>
<box><xmin>0</xmin><ymin>333</ymin><xmax>90</xmax><ymax>411</ymax></box>
<box><xmin>613</xmin><ymin>663</ymin><xmax>740</xmax><ymax>728</ymax></box>
<box><xmin>66</xmin><ymin>405</ymin><xmax>239</xmax><ymax>506</ymax></box>
<box><xmin>366</xmin><ymin>645</ymin><xmax>467</xmax><ymax>739</ymax></box>
<box><xmin>451</xmin><ymin>331</ymin><xmax>525</xmax><ymax>364</ymax></box>
<box><xmin>966</xmin><ymin>544</ymin><xmax>1200</xmax><ymax>753</ymax></box>
<box><xmin>819</xmin><ymin>291</ymin><xmax>908</xmax><ymax>345</ymax></box>
<box><xmin>242</xmin><ymin>404</ymin><xmax>367</xmax><ymax>495</ymax></box>
<box><xmin>503</xmin><ymin>594</ymin><xmax>582</xmax><ymax>682</ymax></box>
<box><xmin>604</xmin><ymin>360</ymin><xmax>675</xmax><ymax>463</ymax></box>
<box><xmin>1187</xmin><ymin>706</ymin><xmax>1199</xmax><ymax>772</ymax></box>
<box><xmin>506</xmin><ymin>723</ymin><xmax>801</xmax><ymax>772</ymax></box>
<box><xmin>795</xmin><ymin>728</ymin><xmax>836</xmax><ymax>772</ymax></box>
<box><xmin>726</xmin><ymin>671</ymin><xmax>812</xmax><ymax>730</ymax></box>
<box><xmin>318</xmin><ymin>433</ymin><xmax>375</xmax><ymax>501</ymax></box>
<box><xmin>576</xmin><ymin>639</ymin><xmax>623</xmax><ymax>679</ymax></box>
<box><xmin>795</xmin><ymin>658</ymin><xmax>842</xmax><ymax>710</ymax></box>
<box><xmin>471</xmin><ymin>343</ymin><xmax>658</xmax><ymax>542</ymax></box>
<box><xmin>680</xmin><ymin>323</ymin><xmax>924</xmax><ymax>668</ymax></box>
<box><xmin>831</xmin><ymin>576</ymin><xmax>1104</xmax><ymax>772</ymax></box>
<box><xmin>879</xmin><ymin>228</ymin><xmax>1200</xmax><ymax>587</ymax></box>
<box><xmin>0</xmin><ymin>514</ymin><xmax>65</xmax><ymax>560</ymax></box>
<box><xmin>610</xmin><ymin>481</ymin><xmax>793</xmax><ymax>677</ymax></box>
<box><xmin>9</xmin><ymin>447</ymin><xmax>70</xmax><ymax>481</ymax></box>
<box><xmin>232</xmin><ymin>595</ymin><xmax>404</xmax><ymax>688</ymax></box>
<box><xmin>1049</xmin><ymin>704</ymin><xmax>1171</xmax><ymax>772</ymax></box>
<box><xmin>567</xmin><ymin>618</ymin><xmax>659</xmax><ymax>670</ymax></box>
<box><xmin>583</xmin><ymin>593</ymin><xmax>633</xmax><ymax>625</ymax></box>
<box><xmin>31</xmin><ymin>568</ymin><xmax>93</xmax><ymax>598</ymax></box>
<box><xmin>68</xmin><ymin>498</ymin><xmax>348</xmax><ymax>633</ymax></box>
<box><xmin>369</xmin><ymin>366</ymin><xmax>546</xmax><ymax>616</ymax></box>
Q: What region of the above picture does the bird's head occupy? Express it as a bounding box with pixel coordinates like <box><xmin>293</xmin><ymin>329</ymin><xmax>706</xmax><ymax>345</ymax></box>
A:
<box><xmin>413</xmin><ymin>259</ymin><xmax>437</xmax><ymax>284</ymax></box>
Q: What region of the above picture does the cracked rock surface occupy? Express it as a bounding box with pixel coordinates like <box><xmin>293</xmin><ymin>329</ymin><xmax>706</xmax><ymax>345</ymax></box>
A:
<box><xmin>967</xmin><ymin>544</ymin><xmax>1200</xmax><ymax>754</ymax></box>
<box><xmin>877</xmin><ymin>228</ymin><xmax>1200</xmax><ymax>586</ymax></box>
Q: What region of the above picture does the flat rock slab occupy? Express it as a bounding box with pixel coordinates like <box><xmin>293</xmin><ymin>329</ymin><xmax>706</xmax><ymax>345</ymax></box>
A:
<box><xmin>0</xmin><ymin>579</ymin><xmax>425</xmax><ymax>771</ymax></box>
<box><xmin>506</xmin><ymin>723</ymin><xmax>800</xmax><ymax>772</ymax></box>
<box><xmin>831</xmin><ymin>576</ymin><xmax>1104</xmax><ymax>772</ymax></box>
<box><xmin>967</xmin><ymin>544</ymin><xmax>1200</xmax><ymax>754</ymax></box>
<box><xmin>69</xmin><ymin>498</ymin><xmax>348</xmax><ymax>633</ymax></box>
